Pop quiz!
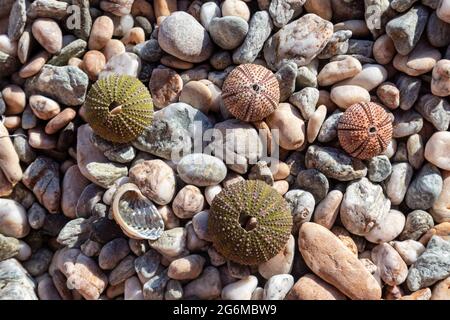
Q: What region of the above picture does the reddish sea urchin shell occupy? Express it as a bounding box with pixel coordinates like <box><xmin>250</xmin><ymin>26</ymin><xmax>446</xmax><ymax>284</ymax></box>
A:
<box><xmin>221</xmin><ymin>64</ymin><xmax>280</xmax><ymax>122</ymax></box>
<box><xmin>337</xmin><ymin>102</ymin><xmax>393</xmax><ymax>160</ymax></box>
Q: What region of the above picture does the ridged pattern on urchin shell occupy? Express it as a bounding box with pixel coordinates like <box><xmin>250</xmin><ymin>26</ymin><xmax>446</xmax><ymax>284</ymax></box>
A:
<box><xmin>209</xmin><ymin>180</ymin><xmax>292</xmax><ymax>265</ymax></box>
<box><xmin>338</xmin><ymin>102</ymin><xmax>393</xmax><ymax>160</ymax></box>
<box><xmin>84</xmin><ymin>74</ymin><xmax>153</xmax><ymax>143</ymax></box>
<box><xmin>221</xmin><ymin>64</ymin><xmax>280</xmax><ymax>122</ymax></box>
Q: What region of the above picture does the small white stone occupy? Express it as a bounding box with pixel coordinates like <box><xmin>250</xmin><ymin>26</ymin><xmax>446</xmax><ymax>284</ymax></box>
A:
<box><xmin>263</xmin><ymin>274</ymin><xmax>294</xmax><ymax>300</ymax></box>
<box><xmin>221</xmin><ymin>275</ymin><xmax>258</xmax><ymax>300</ymax></box>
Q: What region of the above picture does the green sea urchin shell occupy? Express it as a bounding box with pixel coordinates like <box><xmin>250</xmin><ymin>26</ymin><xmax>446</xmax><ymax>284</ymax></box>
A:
<box><xmin>209</xmin><ymin>180</ymin><xmax>293</xmax><ymax>265</ymax></box>
<box><xmin>84</xmin><ymin>75</ymin><xmax>153</xmax><ymax>143</ymax></box>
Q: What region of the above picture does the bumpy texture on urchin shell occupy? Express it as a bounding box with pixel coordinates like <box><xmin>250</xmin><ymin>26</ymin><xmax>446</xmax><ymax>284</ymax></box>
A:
<box><xmin>221</xmin><ymin>64</ymin><xmax>280</xmax><ymax>122</ymax></box>
<box><xmin>338</xmin><ymin>102</ymin><xmax>393</xmax><ymax>160</ymax></box>
<box><xmin>209</xmin><ymin>180</ymin><xmax>293</xmax><ymax>265</ymax></box>
<box><xmin>84</xmin><ymin>74</ymin><xmax>153</xmax><ymax>143</ymax></box>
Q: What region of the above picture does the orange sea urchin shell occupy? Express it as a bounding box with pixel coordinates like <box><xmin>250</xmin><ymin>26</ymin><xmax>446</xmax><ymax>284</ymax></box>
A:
<box><xmin>222</xmin><ymin>64</ymin><xmax>280</xmax><ymax>122</ymax></box>
<box><xmin>337</xmin><ymin>102</ymin><xmax>393</xmax><ymax>160</ymax></box>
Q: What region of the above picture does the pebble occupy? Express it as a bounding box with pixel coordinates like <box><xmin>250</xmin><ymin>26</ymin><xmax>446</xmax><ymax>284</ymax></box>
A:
<box><xmin>392</xmin><ymin>240</ymin><xmax>426</xmax><ymax>265</ymax></box>
<box><xmin>178</xmin><ymin>154</ymin><xmax>227</xmax><ymax>187</ymax></box>
<box><xmin>419</xmin><ymin>222</ymin><xmax>450</xmax><ymax>245</ymax></box>
<box><xmin>61</xmin><ymin>165</ymin><xmax>90</xmax><ymax>219</ymax></box>
<box><xmin>386</xmin><ymin>5</ymin><xmax>429</xmax><ymax>55</ymax></box>
<box><xmin>134</xmin><ymin>39</ymin><xmax>162</xmax><ymax>62</ymax></box>
<box><xmin>28</xmin><ymin>127</ymin><xmax>57</xmax><ymax>150</ymax></box>
<box><xmin>0</xmin><ymin>233</ymin><xmax>20</xmax><ymax>261</ymax></box>
<box><xmin>158</xmin><ymin>11</ymin><xmax>213</xmax><ymax>63</ymax></box>
<box><xmin>393</xmin><ymin>40</ymin><xmax>441</xmax><ymax>76</ymax></box>
<box><xmin>81</xmin><ymin>50</ymin><xmax>106</xmax><ymax>81</ymax></box>
<box><xmin>431</xmin><ymin>277</ymin><xmax>450</xmax><ymax>300</ymax></box>
<box><xmin>129</xmin><ymin>160</ymin><xmax>176</xmax><ymax>205</ymax></box>
<box><xmin>397</xmin><ymin>74</ymin><xmax>422</xmax><ymax>110</ymax></box>
<box><xmin>340</xmin><ymin>177</ymin><xmax>390</xmax><ymax>237</ymax></box>
<box><xmin>425</xmin><ymin>131</ymin><xmax>450</xmax><ymax>170</ymax></box>
<box><xmin>432</xmin><ymin>59</ymin><xmax>450</xmax><ymax>97</ymax></box>
<box><xmin>385</xmin><ymin>162</ymin><xmax>413</xmax><ymax>205</ymax></box>
<box><xmin>102</xmin><ymin>39</ymin><xmax>125</xmax><ymax>61</ymax></box>
<box><xmin>296</xmin><ymin>169</ymin><xmax>329</xmax><ymax>202</ymax></box>
<box><xmin>172</xmin><ymin>185</ymin><xmax>205</xmax><ymax>219</ymax></box>
<box><xmin>25</xmin><ymin>65</ymin><xmax>88</xmax><ymax>106</ymax></box>
<box><xmin>57</xmin><ymin>248</ymin><xmax>107</xmax><ymax>300</ymax></box>
<box><xmin>313</xmin><ymin>189</ymin><xmax>343</xmax><ymax>229</ymax></box>
<box><xmin>142</xmin><ymin>269</ymin><xmax>170</xmax><ymax>300</ymax></box>
<box><xmin>376</xmin><ymin>82</ymin><xmax>399</xmax><ymax>110</ymax></box>
<box><xmin>98</xmin><ymin>238</ymin><xmax>130</xmax><ymax>270</ymax></box>
<box><xmin>221</xmin><ymin>276</ymin><xmax>257</xmax><ymax>300</ymax></box>
<box><xmin>108</xmin><ymin>255</ymin><xmax>136</xmax><ymax>286</ymax></box>
<box><xmin>47</xmin><ymin>39</ymin><xmax>87</xmax><ymax>66</ymax></box>
<box><xmin>405</xmin><ymin>163</ymin><xmax>443</xmax><ymax>210</ymax></box>
<box><xmin>330</xmin><ymin>84</ymin><xmax>370</xmax><ymax>109</ymax></box>
<box><xmin>427</xmin><ymin>11</ymin><xmax>450</xmax><ymax>47</ymax></box>
<box><xmin>121</xmin><ymin>27</ymin><xmax>145</xmax><ymax>45</ymax></box>
<box><xmin>372</xmin><ymin>243</ymin><xmax>408</xmax><ymax>286</ymax></box>
<box><xmin>317</xmin><ymin>110</ymin><xmax>341</xmax><ymax>142</ymax></box>
<box><xmin>365</xmin><ymin>209</ymin><xmax>406</xmax><ymax>244</ymax></box>
<box><xmin>275</xmin><ymin>62</ymin><xmax>297</xmax><ymax>102</ymax></box>
<box><xmin>2</xmin><ymin>85</ymin><xmax>26</xmax><ymax>115</ymax></box>
<box><xmin>45</xmin><ymin>108</ymin><xmax>76</xmax><ymax>135</ymax></box>
<box><xmin>149</xmin><ymin>67</ymin><xmax>183</xmax><ymax>109</ymax></box>
<box><xmin>319</xmin><ymin>30</ymin><xmax>352</xmax><ymax>59</ymax></box>
<box><xmin>99</xmin><ymin>52</ymin><xmax>141</xmax><ymax>78</ymax></box>
<box><xmin>149</xmin><ymin>227</ymin><xmax>187</xmax><ymax>258</ymax></box>
<box><xmin>263</xmin><ymin>274</ymin><xmax>294</xmax><ymax>300</ymax></box>
<box><xmin>32</xmin><ymin>18</ymin><xmax>62</xmax><ymax>54</ymax></box>
<box><xmin>134</xmin><ymin>249</ymin><xmax>161</xmax><ymax>283</ymax></box>
<box><xmin>23</xmin><ymin>248</ymin><xmax>53</xmax><ymax>277</ymax></box>
<box><xmin>299</xmin><ymin>222</ymin><xmax>382</xmax><ymax>300</ymax></box>
<box><xmin>19</xmin><ymin>51</ymin><xmax>50</xmax><ymax>79</ymax></box>
<box><xmin>305</xmin><ymin>145</ymin><xmax>367</xmax><ymax>181</ymax></box>
<box><xmin>289</xmin><ymin>87</ymin><xmax>319</xmax><ymax>120</ymax></box>
<box><xmin>233</xmin><ymin>10</ymin><xmax>272</xmax><ymax>64</ymax></box>
<box><xmin>437</xmin><ymin>0</ymin><xmax>450</xmax><ymax>22</ymax></box>
<box><xmin>432</xmin><ymin>171</ymin><xmax>450</xmax><ymax>223</ymax></box>
<box><xmin>416</xmin><ymin>94</ymin><xmax>450</xmax><ymax>131</ymax></box>
<box><xmin>400</xmin><ymin>210</ymin><xmax>435</xmax><ymax>241</ymax></box>
<box><xmin>307</xmin><ymin>105</ymin><xmax>327</xmax><ymax>143</ymax></box>
<box><xmin>124</xmin><ymin>276</ymin><xmax>144</xmax><ymax>300</ymax></box>
<box><xmin>287</xmin><ymin>273</ymin><xmax>346</xmax><ymax>300</ymax></box>
<box><xmin>266</xmin><ymin>103</ymin><xmax>306</xmax><ymax>150</ymax></box>
<box><xmin>165</xmin><ymin>279</ymin><xmax>183</xmax><ymax>300</ymax></box>
<box><xmin>179</xmin><ymin>80</ymin><xmax>212</xmax><ymax>113</ymax></box>
<box><xmin>285</xmin><ymin>189</ymin><xmax>315</xmax><ymax>233</ymax></box>
<box><xmin>168</xmin><ymin>254</ymin><xmax>205</xmax><ymax>280</ymax></box>
<box><xmin>184</xmin><ymin>266</ymin><xmax>221</xmax><ymax>299</ymax></box>
<box><xmin>209</xmin><ymin>16</ymin><xmax>248</xmax><ymax>50</ymax></box>
<box><xmin>200</xmin><ymin>1</ymin><xmax>221</xmax><ymax>31</ymax></box>
<box><xmin>264</xmin><ymin>13</ymin><xmax>333</xmax><ymax>70</ymax></box>
<box><xmin>317</xmin><ymin>55</ymin><xmax>362</xmax><ymax>86</ymax></box>
<box><xmin>100</xmin><ymin>0</ymin><xmax>133</xmax><ymax>16</ymax></box>
<box><xmin>28</xmin><ymin>95</ymin><xmax>60</xmax><ymax>120</ymax></box>
<box><xmin>77</xmin><ymin>124</ymin><xmax>128</xmax><ymax>188</ymax></box>
<box><xmin>0</xmin><ymin>259</ymin><xmax>37</xmax><ymax>300</ymax></box>
<box><xmin>75</xmin><ymin>183</ymin><xmax>103</xmax><ymax>218</ymax></box>
<box><xmin>192</xmin><ymin>210</ymin><xmax>212</xmax><ymax>241</ymax></box>
<box><xmin>221</xmin><ymin>0</ymin><xmax>250</xmax><ymax>21</ymax></box>
<box><xmin>407</xmin><ymin>236</ymin><xmax>450</xmax><ymax>291</ymax></box>
<box><xmin>339</xmin><ymin>64</ymin><xmax>388</xmax><ymax>91</ymax></box>
<box><xmin>392</xmin><ymin>110</ymin><xmax>423</xmax><ymax>138</ymax></box>
<box><xmin>258</xmin><ymin>235</ymin><xmax>295</xmax><ymax>279</ymax></box>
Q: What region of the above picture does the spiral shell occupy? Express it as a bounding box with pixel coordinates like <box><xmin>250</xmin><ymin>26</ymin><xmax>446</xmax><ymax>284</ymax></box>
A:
<box><xmin>84</xmin><ymin>74</ymin><xmax>153</xmax><ymax>143</ymax></box>
<box><xmin>338</xmin><ymin>102</ymin><xmax>393</xmax><ymax>160</ymax></box>
<box><xmin>209</xmin><ymin>180</ymin><xmax>293</xmax><ymax>265</ymax></box>
<box><xmin>222</xmin><ymin>64</ymin><xmax>280</xmax><ymax>122</ymax></box>
<box><xmin>112</xmin><ymin>183</ymin><xmax>164</xmax><ymax>240</ymax></box>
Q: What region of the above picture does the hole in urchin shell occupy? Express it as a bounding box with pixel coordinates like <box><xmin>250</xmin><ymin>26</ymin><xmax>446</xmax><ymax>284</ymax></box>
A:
<box><xmin>239</xmin><ymin>214</ymin><xmax>258</xmax><ymax>231</ymax></box>
<box><xmin>252</xmin><ymin>84</ymin><xmax>260</xmax><ymax>92</ymax></box>
<box><xmin>109</xmin><ymin>101</ymin><xmax>123</xmax><ymax>115</ymax></box>
<box><xmin>369</xmin><ymin>126</ymin><xmax>377</xmax><ymax>134</ymax></box>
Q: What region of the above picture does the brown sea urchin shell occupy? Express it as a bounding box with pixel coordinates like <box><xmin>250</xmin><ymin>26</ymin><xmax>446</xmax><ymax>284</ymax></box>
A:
<box><xmin>338</xmin><ymin>102</ymin><xmax>393</xmax><ymax>160</ymax></box>
<box><xmin>222</xmin><ymin>64</ymin><xmax>280</xmax><ymax>122</ymax></box>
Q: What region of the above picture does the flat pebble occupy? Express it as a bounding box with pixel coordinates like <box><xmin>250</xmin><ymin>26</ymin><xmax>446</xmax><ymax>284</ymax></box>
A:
<box><xmin>221</xmin><ymin>275</ymin><xmax>257</xmax><ymax>300</ymax></box>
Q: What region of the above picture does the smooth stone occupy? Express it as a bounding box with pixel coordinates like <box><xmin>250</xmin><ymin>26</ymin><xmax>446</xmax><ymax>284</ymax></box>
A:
<box><xmin>124</xmin><ymin>276</ymin><xmax>144</xmax><ymax>300</ymax></box>
<box><xmin>263</xmin><ymin>274</ymin><xmax>294</xmax><ymax>300</ymax></box>
<box><xmin>172</xmin><ymin>185</ymin><xmax>205</xmax><ymax>219</ymax></box>
<box><xmin>437</xmin><ymin>0</ymin><xmax>450</xmax><ymax>22</ymax></box>
<box><xmin>432</xmin><ymin>60</ymin><xmax>450</xmax><ymax>96</ymax></box>
<box><xmin>232</xmin><ymin>10</ymin><xmax>273</xmax><ymax>64</ymax></box>
<box><xmin>32</xmin><ymin>18</ymin><xmax>63</xmax><ymax>54</ymax></box>
<box><xmin>102</xmin><ymin>39</ymin><xmax>125</xmax><ymax>61</ymax></box>
<box><xmin>367</xmin><ymin>155</ymin><xmax>392</xmax><ymax>182</ymax></box>
<box><xmin>264</xmin><ymin>13</ymin><xmax>333</xmax><ymax>70</ymax></box>
<box><xmin>305</xmin><ymin>145</ymin><xmax>367</xmax><ymax>181</ymax></box>
<box><xmin>129</xmin><ymin>160</ymin><xmax>176</xmax><ymax>205</ymax></box>
<box><xmin>317</xmin><ymin>110</ymin><xmax>341</xmax><ymax>143</ymax></box>
<box><xmin>209</xmin><ymin>16</ymin><xmax>248</xmax><ymax>50</ymax></box>
<box><xmin>27</xmin><ymin>203</ymin><xmax>46</xmax><ymax>230</ymax></box>
<box><xmin>2</xmin><ymin>85</ymin><xmax>25</xmax><ymax>115</ymax></box>
<box><xmin>29</xmin><ymin>95</ymin><xmax>60</xmax><ymax>120</ymax></box>
<box><xmin>19</xmin><ymin>51</ymin><xmax>51</xmax><ymax>78</ymax></box>
<box><xmin>338</xmin><ymin>64</ymin><xmax>388</xmax><ymax>91</ymax></box>
<box><xmin>23</xmin><ymin>248</ymin><xmax>53</xmax><ymax>277</ymax></box>
<box><xmin>0</xmin><ymin>234</ymin><xmax>20</xmax><ymax>261</ymax></box>
<box><xmin>200</xmin><ymin>1</ymin><xmax>221</xmax><ymax>31</ymax></box>
<box><xmin>134</xmin><ymin>39</ymin><xmax>162</xmax><ymax>62</ymax></box>
<box><xmin>299</xmin><ymin>222</ymin><xmax>382</xmax><ymax>300</ymax></box>
<box><xmin>317</xmin><ymin>55</ymin><xmax>362</xmax><ymax>86</ymax></box>
<box><xmin>415</xmin><ymin>94</ymin><xmax>450</xmax><ymax>131</ymax></box>
<box><xmin>407</xmin><ymin>134</ymin><xmax>425</xmax><ymax>170</ymax></box>
<box><xmin>77</xmin><ymin>124</ymin><xmax>128</xmax><ymax>188</ymax></box>
<box><xmin>148</xmin><ymin>67</ymin><xmax>182</xmax><ymax>109</ymax></box>
<box><xmin>313</xmin><ymin>189</ymin><xmax>343</xmax><ymax>229</ymax></box>
<box><xmin>178</xmin><ymin>80</ymin><xmax>212</xmax><ymax>113</ymax></box>
<box><xmin>134</xmin><ymin>249</ymin><xmax>161</xmax><ymax>283</ymax></box>
<box><xmin>392</xmin><ymin>110</ymin><xmax>423</xmax><ymax>138</ymax></box>
<box><xmin>183</xmin><ymin>266</ymin><xmax>222</xmax><ymax>299</ymax></box>
<box><xmin>168</xmin><ymin>254</ymin><xmax>205</xmax><ymax>280</ymax></box>
<box><xmin>393</xmin><ymin>40</ymin><xmax>441</xmax><ymax>76</ymax></box>
<box><xmin>61</xmin><ymin>165</ymin><xmax>90</xmax><ymax>219</ymax></box>
<box><xmin>376</xmin><ymin>82</ymin><xmax>400</xmax><ymax>110</ymax></box>
<box><xmin>396</xmin><ymin>74</ymin><xmax>422</xmax><ymax>110</ymax></box>
<box><xmin>0</xmin><ymin>259</ymin><xmax>37</xmax><ymax>300</ymax></box>
<box><xmin>0</xmin><ymin>122</ymin><xmax>22</xmax><ymax>190</ymax></box>
<box><xmin>276</xmin><ymin>62</ymin><xmax>297</xmax><ymax>102</ymax></box>
<box><xmin>158</xmin><ymin>11</ymin><xmax>213</xmax><ymax>63</ymax></box>
<box><xmin>221</xmin><ymin>276</ymin><xmax>257</xmax><ymax>300</ymax></box>
<box><xmin>340</xmin><ymin>177</ymin><xmax>391</xmax><ymax>237</ymax></box>
<box><xmin>427</xmin><ymin>11</ymin><xmax>450</xmax><ymax>47</ymax></box>
<box><xmin>177</xmin><ymin>154</ymin><xmax>227</xmax><ymax>187</ymax></box>
<box><xmin>425</xmin><ymin>132</ymin><xmax>450</xmax><ymax>170</ymax></box>
<box><xmin>287</xmin><ymin>273</ymin><xmax>346</xmax><ymax>300</ymax></box>
<box><xmin>25</xmin><ymin>65</ymin><xmax>88</xmax><ymax>106</ymax></box>
<box><xmin>99</xmin><ymin>52</ymin><xmax>141</xmax><ymax>78</ymax></box>
<box><xmin>365</xmin><ymin>209</ymin><xmax>405</xmax><ymax>244</ymax></box>
<box><xmin>405</xmin><ymin>163</ymin><xmax>443</xmax><ymax>210</ymax></box>
<box><xmin>400</xmin><ymin>210</ymin><xmax>434</xmax><ymax>241</ymax></box>
<box><xmin>149</xmin><ymin>227</ymin><xmax>187</xmax><ymax>258</ymax></box>
<box><xmin>372</xmin><ymin>243</ymin><xmax>408</xmax><ymax>286</ymax></box>
<box><xmin>192</xmin><ymin>210</ymin><xmax>212</xmax><ymax>242</ymax></box>
<box><xmin>330</xmin><ymin>85</ymin><xmax>370</xmax><ymax>109</ymax></box>
<box><xmin>392</xmin><ymin>240</ymin><xmax>426</xmax><ymax>265</ymax></box>
<box><xmin>142</xmin><ymin>269</ymin><xmax>170</xmax><ymax>300</ymax></box>
<box><xmin>289</xmin><ymin>87</ymin><xmax>319</xmax><ymax>120</ymax></box>
<box><xmin>385</xmin><ymin>162</ymin><xmax>414</xmax><ymax>205</ymax></box>
<box><xmin>221</xmin><ymin>0</ymin><xmax>250</xmax><ymax>21</ymax></box>
<box><xmin>296</xmin><ymin>169</ymin><xmax>329</xmax><ymax>202</ymax></box>
<box><xmin>407</xmin><ymin>236</ymin><xmax>450</xmax><ymax>291</ymax></box>
<box><xmin>431</xmin><ymin>277</ymin><xmax>450</xmax><ymax>300</ymax></box>
<box><xmin>47</xmin><ymin>39</ymin><xmax>87</xmax><ymax>66</ymax></box>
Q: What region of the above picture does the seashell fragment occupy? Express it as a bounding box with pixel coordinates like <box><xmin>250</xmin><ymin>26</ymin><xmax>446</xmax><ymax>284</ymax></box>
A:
<box><xmin>112</xmin><ymin>183</ymin><xmax>164</xmax><ymax>240</ymax></box>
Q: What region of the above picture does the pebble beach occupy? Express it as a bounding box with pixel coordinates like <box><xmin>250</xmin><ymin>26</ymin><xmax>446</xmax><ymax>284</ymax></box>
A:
<box><xmin>0</xmin><ymin>0</ymin><xmax>450</xmax><ymax>301</ymax></box>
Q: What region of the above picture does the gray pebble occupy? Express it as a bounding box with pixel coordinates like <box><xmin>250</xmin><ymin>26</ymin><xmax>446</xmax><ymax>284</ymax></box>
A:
<box><xmin>396</xmin><ymin>74</ymin><xmax>422</xmax><ymax>110</ymax></box>
<box><xmin>347</xmin><ymin>39</ymin><xmax>373</xmax><ymax>57</ymax></box>
<box><xmin>367</xmin><ymin>155</ymin><xmax>392</xmax><ymax>182</ymax></box>
<box><xmin>76</xmin><ymin>184</ymin><xmax>104</xmax><ymax>218</ymax></box>
<box><xmin>275</xmin><ymin>62</ymin><xmax>297</xmax><ymax>102</ymax></box>
<box><xmin>0</xmin><ymin>93</ymin><xmax>5</xmax><ymax>115</ymax></box>
<box><xmin>0</xmin><ymin>51</ymin><xmax>20</xmax><ymax>77</ymax></box>
<box><xmin>91</xmin><ymin>133</ymin><xmax>136</xmax><ymax>163</ymax></box>
<box><xmin>13</xmin><ymin>129</ymin><xmax>36</xmax><ymax>164</ymax></box>
<box><xmin>143</xmin><ymin>269</ymin><xmax>170</xmax><ymax>300</ymax></box>
<box><xmin>269</xmin><ymin>0</ymin><xmax>304</xmax><ymax>28</ymax></box>
<box><xmin>70</xmin><ymin>0</ymin><xmax>92</xmax><ymax>40</ymax></box>
<box><xmin>296</xmin><ymin>169</ymin><xmax>329</xmax><ymax>202</ymax></box>
<box><xmin>209</xmin><ymin>51</ymin><xmax>232</xmax><ymax>70</ymax></box>
<box><xmin>285</xmin><ymin>189</ymin><xmax>315</xmax><ymax>234</ymax></box>
<box><xmin>386</xmin><ymin>5</ymin><xmax>429</xmax><ymax>55</ymax></box>
<box><xmin>415</xmin><ymin>94</ymin><xmax>450</xmax><ymax>131</ymax></box>
<box><xmin>183</xmin><ymin>266</ymin><xmax>221</xmax><ymax>299</ymax></box>
<box><xmin>391</xmin><ymin>0</ymin><xmax>419</xmax><ymax>12</ymax></box>
<box><xmin>289</xmin><ymin>87</ymin><xmax>319</xmax><ymax>120</ymax></box>
<box><xmin>200</xmin><ymin>1</ymin><xmax>221</xmax><ymax>31</ymax></box>
<box><xmin>47</xmin><ymin>39</ymin><xmax>87</xmax><ymax>66</ymax></box>
<box><xmin>135</xmin><ymin>16</ymin><xmax>152</xmax><ymax>35</ymax></box>
<box><xmin>227</xmin><ymin>260</ymin><xmax>251</xmax><ymax>279</ymax></box>
<box><xmin>27</xmin><ymin>203</ymin><xmax>46</xmax><ymax>230</ymax></box>
<box><xmin>99</xmin><ymin>238</ymin><xmax>130</xmax><ymax>270</ymax></box>
<box><xmin>399</xmin><ymin>210</ymin><xmax>434</xmax><ymax>241</ymax></box>
<box><xmin>427</xmin><ymin>11</ymin><xmax>450</xmax><ymax>47</ymax></box>
<box><xmin>23</xmin><ymin>248</ymin><xmax>53</xmax><ymax>277</ymax></box>
<box><xmin>384</xmin><ymin>162</ymin><xmax>414</xmax><ymax>205</ymax></box>
<box><xmin>21</xmin><ymin>106</ymin><xmax>37</xmax><ymax>129</ymax></box>
<box><xmin>134</xmin><ymin>39</ymin><xmax>163</xmax><ymax>63</ymax></box>
<box><xmin>134</xmin><ymin>249</ymin><xmax>161</xmax><ymax>284</ymax></box>
<box><xmin>8</xmin><ymin>0</ymin><xmax>27</xmax><ymax>41</ymax></box>
<box><xmin>0</xmin><ymin>234</ymin><xmax>20</xmax><ymax>261</ymax></box>
<box><xmin>318</xmin><ymin>110</ymin><xmax>342</xmax><ymax>143</ymax></box>
<box><xmin>392</xmin><ymin>141</ymin><xmax>409</xmax><ymax>163</ymax></box>
<box><xmin>56</xmin><ymin>218</ymin><xmax>91</xmax><ymax>248</ymax></box>
<box><xmin>165</xmin><ymin>279</ymin><xmax>183</xmax><ymax>300</ymax></box>
<box><xmin>248</xmin><ymin>160</ymin><xmax>274</xmax><ymax>186</ymax></box>
<box><xmin>407</xmin><ymin>236</ymin><xmax>450</xmax><ymax>291</ymax></box>
<box><xmin>405</xmin><ymin>163</ymin><xmax>443</xmax><ymax>210</ymax></box>
<box><xmin>0</xmin><ymin>259</ymin><xmax>37</xmax><ymax>300</ymax></box>
<box><xmin>295</xmin><ymin>66</ymin><xmax>318</xmax><ymax>88</ymax></box>
<box><xmin>109</xmin><ymin>255</ymin><xmax>136</xmax><ymax>286</ymax></box>
<box><xmin>209</xmin><ymin>16</ymin><xmax>248</xmax><ymax>50</ymax></box>
<box><xmin>407</xmin><ymin>134</ymin><xmax>424</xmax><ymax>170</ymax></box>
<box><xmin>392</xmin><ymin>110</ymin><xmax>423</xmax><ymax>138</ymax></box>
<box><xmin>80</xmin><ymin>239</ymin><xmax>102</xmax><ymax>257</ymax></box>
<box><xmin>319</xmin><ymin>30</ymin><xmax>351</xmax><ymax>59</ymax></box>
<box><xmin>177</xmin><ymin>153</ymin><xmax>227</xmax><ymax>187</ymax></box>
